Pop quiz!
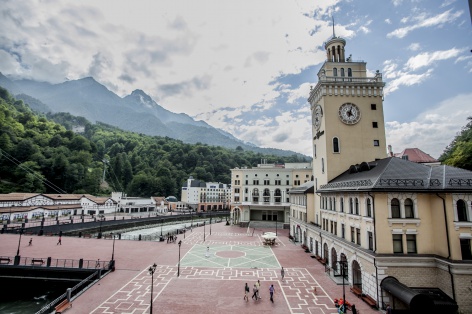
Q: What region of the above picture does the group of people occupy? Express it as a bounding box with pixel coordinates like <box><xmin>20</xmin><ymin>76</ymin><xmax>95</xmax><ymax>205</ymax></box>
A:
<box><xmin>244</xmin><ymin>279</ymin><xmax>276</xmax><ymax>303</ymax></box>
<box><xmin>166</xmin><ymin>233</ymin><xmax>177</xmax><ymax>243</ymax></box>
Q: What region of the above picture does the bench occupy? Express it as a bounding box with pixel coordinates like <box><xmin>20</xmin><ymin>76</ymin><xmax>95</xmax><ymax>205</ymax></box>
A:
<box><xmin>320</xmin><ymin>258</ymin><xmax>327</xmax><ymax>265</ymax></box>
<box><xmin>55</xmin><ymin>299</ymin><xmax>72</xmax><ymax>313</ymax></box>
<box><xmin>0</xmin><ymin>257</ymin><xmax>11</xmax><ymax>264</ymax></box>
<box><xmin>361</xmin><ymin>294</ymin><xmax>377</xmax><ymax>308</ymax></box>
<box><xmin>31</xmin><ymin>259</ymin><xmax>44</xmax><ymax>265</ymax></box>
<box><xmin>350</xmin><ymin>286</ymin><xmax>363</xmax><ymax>298</ymax></box>
<box><xmin>84</xmin><ymin>234</ymin><xmax>92</xmax><ymax>238</ymax></box>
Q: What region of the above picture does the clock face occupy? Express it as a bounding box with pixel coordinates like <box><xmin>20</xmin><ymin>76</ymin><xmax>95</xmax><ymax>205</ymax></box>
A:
<box><xmin>312</xmin><ymin>105</ymin><xmax>323</xmax><ymax>130</ymax></box>
<box><xmin>338</xmin><ymin>103</ymin><xmax>361</xmax><ymax>125</ymax></box>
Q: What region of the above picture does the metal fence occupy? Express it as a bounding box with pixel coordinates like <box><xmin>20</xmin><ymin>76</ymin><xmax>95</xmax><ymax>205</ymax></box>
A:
<box><xmin>0</xmin><ymin>255</ymin><xmax>109</xmax><ymax>269</ymax></box>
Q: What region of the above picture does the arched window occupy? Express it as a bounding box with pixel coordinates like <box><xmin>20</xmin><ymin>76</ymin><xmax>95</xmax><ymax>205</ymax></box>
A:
<box><xmin>457</xmin><ymin>199</ymin><xmax>468</xmax><ymax>222</ymax></box>
<box><xmin>274</xmin><ymin>189</ymin><xmax>281</xmax><ymax>203</ymax></box>
<box><xmin>263</xmin><ymin>188</ymin><xmax>270</xmax><ymax>203</ymax></box>
<box><xmin>333</xmin><ymin>68</ymin><xmax>338</xmax><ymax>76</ymax></box>
<box><xmin>405</xmin><ymin>198</ymin><xmax>414</xmax><ymax>218</ymax></box>
<box><xmin>366</xmin><ymin>198</ymin><xmax>372</xmax><ymax>217</ymax></box>
<box><xmin>333</xmin><ymin>137</ymin><xmax>340</xmax><ymax>153</ymax></box>
<box><xmin>355</xmin><ymin>198</ymin><xmax>359</xmax><ymax>215</ymax></box>
<box><xmin>341</xmin><ymin>68</ymin><xmax>345</xmax><ymax>77</ymax></box>
<box><xmin>348</xmin><ymin>68</ymin><xmax>352</xmax><ymax>77</ymax></box>
<box><xmin>252</xmin><ymin>188</ymin><xmax>259</xmax><ymax>202</ymax></box>
<box><xmin>349</xmin><ymin>198</ymin><xmax>353</xmax><ymax>214</ymax></box>
<box><xmin>391</xmin><ymin>198</ymin><xmax>400</xmax><ymax>218</ymax></box>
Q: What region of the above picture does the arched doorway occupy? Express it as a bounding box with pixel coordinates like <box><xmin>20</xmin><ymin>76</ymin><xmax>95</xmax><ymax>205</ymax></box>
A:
<box><xmin>323</xmin><ymin>243</ymin><xmax>329</xmax><ymax>263</ymax></box>
<box><xmin>340</xmin><ymin>253</ymin><xmax>348</xmax><ymax>279</ymax></box>
<box><xmin>303</xmin><ymin>230</ymin><xmax>307</xmax><ymax>246</ymax></box>
<box><xmin>331</xmin><ymin>248</ymin><xmax>338</xmax><ymax>273</ymax></box>
<box><xmin>352</xmin><ymin>260</ymin><xmax>362</xmax><ymax>289</ymax></box>
<box><xmin>233</xmin><ymin>207</ymin><xmax>241</xmax><ymax>224</ymax></box>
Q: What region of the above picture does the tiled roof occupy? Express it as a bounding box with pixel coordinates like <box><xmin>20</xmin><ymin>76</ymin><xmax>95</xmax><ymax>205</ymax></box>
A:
<box><xmin>0</xmin><ymin>204</ymin><xmax>82</xmax><ymax>214</ymax></box>
<box><xmin>394</xmin><ymin>148</ymin><xmax>438</xmax><ymax>163</ymax></box>
<box><xmin>0</xmin><ymin>193</ymin><xmax>41</xmax><ymax>201</ymax></box>
<box><xmin>319</xmin><ymin>157</ymin><xmax>472</xmax><ymax>192</ymax></box>
<box><xmin>289</xmin><ymin>181</ymin><xmax>315</xmax><ymax>194</ymax></box>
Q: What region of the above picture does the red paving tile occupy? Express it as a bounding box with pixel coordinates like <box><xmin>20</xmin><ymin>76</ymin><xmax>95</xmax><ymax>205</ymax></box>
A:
<box><xmin>0</xmin><ymin>222</ymin><xmax>380</xmax><ymax>314</ymax></box>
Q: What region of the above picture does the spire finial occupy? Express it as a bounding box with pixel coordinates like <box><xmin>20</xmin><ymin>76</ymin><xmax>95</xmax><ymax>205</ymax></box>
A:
<box><xmin>332</xmin><ymin>16</ymin><xmax>336</xmax><ymax>38</ymax></box>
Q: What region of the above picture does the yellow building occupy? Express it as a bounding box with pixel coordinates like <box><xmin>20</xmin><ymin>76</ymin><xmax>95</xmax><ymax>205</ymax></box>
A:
<box><xmin>296</xmin><ymin>33</ymin><xmax>471</xmax><ymax>312</ymax></box>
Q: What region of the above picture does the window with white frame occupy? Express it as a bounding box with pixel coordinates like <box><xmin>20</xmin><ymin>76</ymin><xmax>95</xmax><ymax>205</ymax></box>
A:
<box><xmin>391</xmin><ymin>198</ymin><xmax>401</xmax><ymax>218</ymax></box>
<box><xmin>404</xmin><ymin>198</ymin><xmax>414</xmax><ymax>218</ymax></box>
<box><xmin>457</xmin><ymin>199</ymin><xmax>468</xmax><ymax>222</ymax></box>
<box><xmin>366</xmin><ymin>198</ymin><xmax>372</xmax><ymax>217</ymax></box>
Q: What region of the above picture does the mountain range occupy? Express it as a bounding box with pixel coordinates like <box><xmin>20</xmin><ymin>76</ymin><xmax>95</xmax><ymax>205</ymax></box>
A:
<box><xmin>0</xmin><ymin>73</ymin><xmax>307</xmax><ymax>158</ymax></box>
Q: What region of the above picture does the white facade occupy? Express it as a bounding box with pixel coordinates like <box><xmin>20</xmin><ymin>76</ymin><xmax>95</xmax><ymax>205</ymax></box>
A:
<box><xmin>231</xmin><ymin>162</ymin><xmax>312</xmax><ymax>224</ymax></box>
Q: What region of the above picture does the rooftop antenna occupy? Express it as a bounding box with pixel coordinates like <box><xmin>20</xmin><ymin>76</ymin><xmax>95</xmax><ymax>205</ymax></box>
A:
<box><xmin>332</xmin><ymin>16</ymin><xmax>336</xmax><ymax>38</ymax></box>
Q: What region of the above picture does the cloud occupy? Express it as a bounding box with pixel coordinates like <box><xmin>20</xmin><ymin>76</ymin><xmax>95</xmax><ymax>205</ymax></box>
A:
<box><xmin>386</xmin><ymin>93</ymin><xmax>472</xmax><ymax>158</ymax></box>
<box><xmin>405</xmin><ymin>48</ymin><xmax>462</xmax><ymax>70</ymax></box>
<box><xmin>387</xmin><ymin>9</ymin><xmax>463</xmax><ymax>38</ymax></box>
<box><xmin>407</xmin><ymin>43</ymin><xmax>421</xmax><ymax>51</ymax></box>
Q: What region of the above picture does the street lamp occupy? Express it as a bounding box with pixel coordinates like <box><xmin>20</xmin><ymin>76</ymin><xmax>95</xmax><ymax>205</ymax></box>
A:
<box><xmin>110</xmin><ymin>233</ymin><xmax>116</xmax><ymax>271</ymax></box>
<box><xmin>98</xmin><ymin>216</ymin><xmax>103</xmax><ymax>239</ymax></box>
<box><xmin>160</xmin><ymin>219</ymin><xmax>163</xmax><ymax>236</ymax></box>
<box><xmin>203</xmin><ymin>221</ymin><xmax>206</xmax><ymax>242</ymax></box>
<box><xmin>177</xmin><ymin>240</ymin><xmax>182</xmax><ymax>277</ymax></box>
<box><xmin>275</xmin><ymin>216</ymin><xmax>278</xmax><ymax>236</ymax></box>
<box><xmin>148</xmin><ymin>263</ymin><xmax>157</xmax><ymax>314</ymax></box>
<box><xmin>339</xmin><ymin>260</ymin><xmax>347</xmax><ymax>312</ymax></box>
<box><xmin>14</xmin><ymin>228</ymin><xmax>24</xmax><ymax>265</ymax></box>
<box><xmin>210</xmin><ymin>211</ymin><xmax>212</xmax><ymax>235</ymax></box>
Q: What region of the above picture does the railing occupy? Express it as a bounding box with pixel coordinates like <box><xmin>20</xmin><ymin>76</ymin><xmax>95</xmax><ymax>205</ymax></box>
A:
<box><xmin>0</xmin><ymin>256</ymin><xmax>109</xmax><ymax>269</ymax></box>
<box><xmin>35</xmin><ymin>270</ymin><xmax>103</xmax><ymax>314</ymax></box>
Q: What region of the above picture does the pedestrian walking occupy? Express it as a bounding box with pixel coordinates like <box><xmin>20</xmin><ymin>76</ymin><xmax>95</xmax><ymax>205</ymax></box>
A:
<box><xmin>205</xmin><ymin>246</ymin><xmax>210</xmax><ymax>258</ymax></box>
<box><xmin>252</xmin><ymin>284</ymin><xmax>258</xmax><ymax>300</ymax></box>
<box><xmin>57</xmin><ymin>236</ymin><xmax>62</xmax><ymax>245</ymax></box>
<box><xmin>269</xmin><ymin>284</ymin><xmax>275</xmax><ymax>303</ymax></box>
<box><xmin>244</xmin><ymin>283</ymin><xmax>249</xmax><ymax>302</ymax></box>
<box><xmin>256</xmin><ymin>280</ymin><xmax>262</xmax><ymax>299</ymax></box>
<box><xmin>281</xmin><ymin>267</ymin><xmax>285</xmax><ymax>280</ymax></box>
<box><xmin>29</xmin><ymin>238</ymin><xmax>33</xmax><ymax>246</ymax></box>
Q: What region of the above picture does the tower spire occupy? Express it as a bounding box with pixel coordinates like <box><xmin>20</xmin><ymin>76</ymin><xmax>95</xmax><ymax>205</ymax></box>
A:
<box><xmin>332</xmin><ymin>16</ymin><xmax>336</xmax><ymax>38</ymax></box>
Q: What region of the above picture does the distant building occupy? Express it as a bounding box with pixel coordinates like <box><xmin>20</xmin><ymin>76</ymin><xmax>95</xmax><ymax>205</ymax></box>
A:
<box><xmin>389</xmin><ymin>146</ymin><xmax>441</xmax><ymax>166</ymax></box>
<box><xmin>152</xmin><ymin>196</ymin><xmax>169</xmax><ymax>214</ymax></box>
<box><xmin>181</xmin><ymin>176</ymin><xmax>231</xmax><ymax>211</ymax></box>
<box><xmin>230</xmin><ymin>161</ymin><xmax>312</xmax><ymax>226</ymax></box>
<box><xmin>111</xmin><ymin>192</ymin><xmax>155</xmax><ymax>214</ymax></box>
<box><xmin>0</xmin><ymin>193</ymin><xmax>116</xmax><ymax>221</ymax></box>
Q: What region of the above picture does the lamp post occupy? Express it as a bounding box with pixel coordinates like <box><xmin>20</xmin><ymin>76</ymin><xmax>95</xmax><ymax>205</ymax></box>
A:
<box><xmin>110</xmin><ymin>233</ymin><xmax>116</xmax><ymax>271</ymax></box>
<box><xmin>160</xmin><ymin>219</ymin><xmax>163</xmax><ymax>236</ymax></box>
<box><xmin>275</xmin><ymin>215</ymin><xmax>278</xmax><ymax>236</ymax></box>
<box><xmin>177</xmin><ymin>240</ymin><xmax>182</xmax><ymax>277</ymax></box>
<box><xmin>339</xmin><ymin>260</ymin><xmax>347</xmax><ymax>311</ymax></box>
<box><xmin>148</xmin><ymin>263</ymin><xmax>157</xmax><ymax>314</ymax></box>
<box><xmin>14</xmin><ymin>228</ymin><xmax>24</xmax><ymax>265</ymax></box>
<box><xmin>203</xmin><ymin>221</ymin><xmax>206</xmax><ymax>242</ymax></box>
<box><xmin>98</xmin><ymin>215</ymin><xmax>103</xmax><ymax>239</ymax></box>
<box><xmin>210</xmin><ymin>211</ymin><xmax>212</xmax><ymax>235</ymax></box>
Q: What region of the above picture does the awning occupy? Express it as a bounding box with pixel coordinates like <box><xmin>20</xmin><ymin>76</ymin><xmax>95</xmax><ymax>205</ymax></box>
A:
<box><xmin>381</xmin><ymin>277</ymin><xmax>457</xmax><ymax>313</ymax></box>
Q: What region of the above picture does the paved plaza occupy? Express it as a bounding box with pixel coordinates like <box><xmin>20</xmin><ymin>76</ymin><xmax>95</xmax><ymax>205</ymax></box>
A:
<box><xmin>0</xmin><ymin>222</ymin><xmax>380</xmax><ymax>313</ymax></box>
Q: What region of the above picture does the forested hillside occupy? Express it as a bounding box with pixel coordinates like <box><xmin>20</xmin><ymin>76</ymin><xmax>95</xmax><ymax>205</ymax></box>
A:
<box><xmin>0</xmin><ymin>87</ymin><xmax>309</xmax><ymax>198</ymax></box>
<box><xmin>439</xmin><ymin>117</ymin><xmax>472</xmax><ymax>171</ymax></box>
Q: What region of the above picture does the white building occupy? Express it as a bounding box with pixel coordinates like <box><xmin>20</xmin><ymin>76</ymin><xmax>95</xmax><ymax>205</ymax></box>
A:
<box><xmin>230</xmin><ymin>161</ymin><xmax>312</xmax><ymax>226</ymax></box>
<box><xmin>181</xmin><ymin>176</ymin><xmax>231</xmax><ymax>211</ymax></box>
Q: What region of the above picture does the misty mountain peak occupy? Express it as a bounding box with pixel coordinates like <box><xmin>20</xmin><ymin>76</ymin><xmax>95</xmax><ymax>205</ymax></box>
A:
<box><xmin>129</xmin><ymin>89</ymin><xmax>155</xmax><ymax>109</ymax></box>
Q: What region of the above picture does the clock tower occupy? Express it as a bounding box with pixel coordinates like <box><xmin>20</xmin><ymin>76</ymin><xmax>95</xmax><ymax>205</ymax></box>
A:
<box><xmin>308</xmin><ymin>35</ymin><xmax>387</xmax><ymax>190</ymax></box>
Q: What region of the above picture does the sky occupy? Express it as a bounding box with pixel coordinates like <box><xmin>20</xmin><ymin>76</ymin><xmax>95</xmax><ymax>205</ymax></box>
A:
<box><xmin>0</xmin><ymin>0</ymin><xmax>471</xmax><ymax>159</ymax></box>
